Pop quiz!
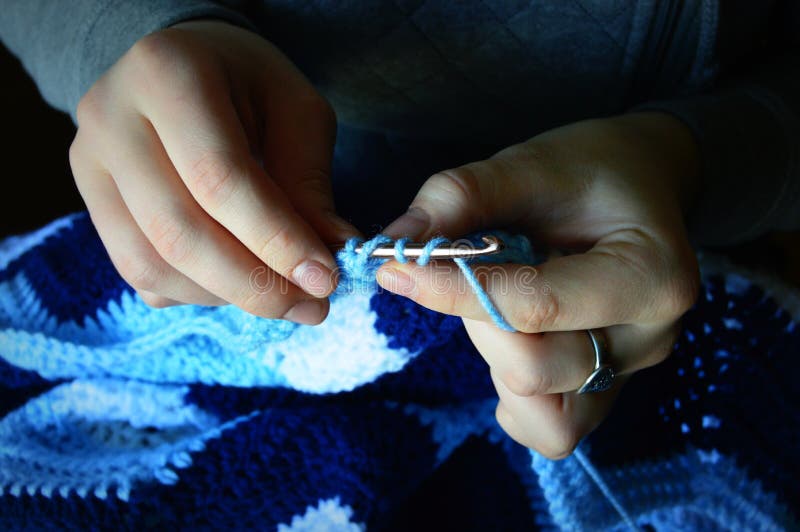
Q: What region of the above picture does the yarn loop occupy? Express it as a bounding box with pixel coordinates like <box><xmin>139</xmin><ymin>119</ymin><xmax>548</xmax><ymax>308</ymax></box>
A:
<box><xmin>342</xmin><ymin>234</ymin><xmax>517</xmax><ymax>331</ymax></box>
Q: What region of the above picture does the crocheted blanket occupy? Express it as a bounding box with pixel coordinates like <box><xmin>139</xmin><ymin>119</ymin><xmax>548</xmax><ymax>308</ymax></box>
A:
<box><xmin>0</xmin><ymin>213</ymin><xmax>798</xmax><ymax>531</ymax></box>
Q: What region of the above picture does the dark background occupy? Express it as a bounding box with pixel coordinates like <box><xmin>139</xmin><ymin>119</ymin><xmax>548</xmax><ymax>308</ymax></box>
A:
<box><xmin>1</xmin><ymin>45</ymin><xmax>85</xmax><ymax>237</ymax></box>
<box><xmin>2</xmin><ymin>42</ymin><xmax>798</xmax><ymax>288</ymax></box>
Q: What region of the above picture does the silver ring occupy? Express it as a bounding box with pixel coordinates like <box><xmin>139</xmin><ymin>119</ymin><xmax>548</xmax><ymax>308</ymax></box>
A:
<box><xmin>577</xmin><ymin>329</ymin><xmax>615</xmax><ymax>394</ymax></box>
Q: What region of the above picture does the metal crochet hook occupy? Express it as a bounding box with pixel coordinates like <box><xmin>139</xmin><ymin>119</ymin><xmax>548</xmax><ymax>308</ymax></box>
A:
<box><xmin>355</xmin><ymin>235</ymin><xmax>504</xmax><ymax>259</ymax></box>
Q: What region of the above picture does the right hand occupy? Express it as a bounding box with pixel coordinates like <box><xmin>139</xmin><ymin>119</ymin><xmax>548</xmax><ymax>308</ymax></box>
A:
<box><xmin>377</xmin><ymin>112</ymin><xmax>701</xmax><ymax>457</ymax></box>
<box><xmin>69</xmin><ymin>20</ymin><xmax>359</xmax><ymax>325</ymax></box>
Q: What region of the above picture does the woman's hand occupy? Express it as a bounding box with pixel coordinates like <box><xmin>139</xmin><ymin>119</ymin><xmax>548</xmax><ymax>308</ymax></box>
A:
<box><xmin>377</xmin><ymin>113</ymin><xmax>701</xmax><ymax>458</ymax></box>
<box><xmin>69</xmin><ymin>20</ymin><xmax>358</xmax><ymax>324</ymax></box>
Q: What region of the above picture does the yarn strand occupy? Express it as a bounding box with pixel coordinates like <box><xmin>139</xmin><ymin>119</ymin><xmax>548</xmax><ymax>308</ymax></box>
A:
<box><xmin>350</xmin><ymin>235</ymin><xmax>516</xmax><ymax>332</ymax></box>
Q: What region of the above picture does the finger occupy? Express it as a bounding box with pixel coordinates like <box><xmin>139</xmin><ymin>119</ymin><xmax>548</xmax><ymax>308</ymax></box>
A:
<box><xmin>136</xmin><ymin>65</ymin><xmax>339</xmax><ymax>298</ymax></box>
<box><xmin>382</xmin><ymin>159</ymin><xmax>536</xmax><ymax>240</ymax></box>
<box><xmin>69</xmin><ymin>138</ymin><xmax>226</xmax><ymax>307</ymax></box>
<box><xmin>261</xmin><ymin>90</ymin><xmax>361</xmax><ymax>245</ymax></box>
<box><xmin>376</xmin><ymin>232</ymin><xmax>698</xmax><ymax>332</ymax></box>
<box><xmin>377</xmin><ymin>261</ymin><xmax>554</xmax><ymax>330</ymax></box>
<box><xmin>491</xmin><ymin>369</ymin><xmax>622</xmax><ymax>458</ymax></box>
<box><xmin>468</xmin><ymin>324</ymin><xmax>596</xmax><ymax>396</ymax></box>
<box><xmin>101</xmin><ymin>115</ymin><xmax>329</xmax><ymax>324</ymax></box>
<box><xmin>464</xmin><ymin>319</ymin><xmax>678</xmax><ymax>396</ymax></box>
<box><xmin>494</xmin><ymin>401</ymin><xmax>528</xmax><ymax>448</ymax></box>
<box><xmin>137</xmin><ymin>291</ymin><xmax>183</xmax><ymax>308</ymax></box>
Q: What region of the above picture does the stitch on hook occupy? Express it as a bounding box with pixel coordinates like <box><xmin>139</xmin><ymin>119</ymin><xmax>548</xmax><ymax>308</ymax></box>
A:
<box><xmin>354</xmin><ymin>235</ymin><xmax>504</xmax><ymax>261</ymax></box>
<box><xmin>345</xmin><ymin>234</ymin><xmax>516</xmax><ymax>331</ymax></box>
<box><xmin>394</xmin><ymin>238</ymin><xmax>410</xmax><ymax>263</ymax></box>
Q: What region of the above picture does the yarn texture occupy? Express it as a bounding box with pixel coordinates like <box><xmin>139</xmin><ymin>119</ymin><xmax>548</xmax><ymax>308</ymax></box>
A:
<box><xmin>0</xmin><ymin>213</ymin><xmax>798</xmax><ymax>530</ymax></box>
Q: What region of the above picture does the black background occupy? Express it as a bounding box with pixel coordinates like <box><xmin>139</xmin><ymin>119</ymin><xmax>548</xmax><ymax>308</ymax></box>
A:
<box><xmin>1</xmin><ymin>44</ymin><xmax>85</xmax><ymax>238</ymax></box>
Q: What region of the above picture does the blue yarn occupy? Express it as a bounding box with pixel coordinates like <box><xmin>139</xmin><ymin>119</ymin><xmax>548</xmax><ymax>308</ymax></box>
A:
<box><xmin>1</xmin><ymin>214</ymin><xmax>798</xmax><ymax>530</ymax></box>
<box><xmin>416</xmin><ymin>236</ymin><xmax>450</xmax><ymax>267</ymax></box>
<box><xmin>393</xmin><ymin>237</ymin><xmax>410</xmax><ymax>263</ymax></box>
<box><xmin>573</xmin><ymin>448</ymin><xmax>639</xmax><ymax>531</ymax></box>
<box><xmin>339</xmin><ymin>234</ymin><xmax>522</xmax><ymax>331</ymax></box>
<box><xmin>453</xmin><ymin>257</ymin><xmax>515</xmax><ymax>331</ymax></box>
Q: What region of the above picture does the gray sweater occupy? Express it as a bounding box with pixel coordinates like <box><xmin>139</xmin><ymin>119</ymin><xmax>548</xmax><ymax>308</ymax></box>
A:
<box><xmin>2</xmin><ymin>0</ymin><xmax>798</xmax><ymax>245</ymax></box>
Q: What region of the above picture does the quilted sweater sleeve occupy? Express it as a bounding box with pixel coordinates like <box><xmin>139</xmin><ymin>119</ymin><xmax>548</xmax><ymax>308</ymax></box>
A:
<box><xmin>635</xmin><ymin>3</ymin><xmax>800</xmax><ymax>246</ymax></box>
<box><xmin>0</xmin><ymin>0</ymin><xmax>253</xmax><ymax>122</ymax></box>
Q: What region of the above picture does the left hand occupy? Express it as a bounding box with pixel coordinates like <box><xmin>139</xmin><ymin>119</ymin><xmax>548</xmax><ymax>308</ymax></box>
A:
<box><xmin>376</xmin><ymin>112</ymin><xmax>701</xmax><ymax>458</ymax></box>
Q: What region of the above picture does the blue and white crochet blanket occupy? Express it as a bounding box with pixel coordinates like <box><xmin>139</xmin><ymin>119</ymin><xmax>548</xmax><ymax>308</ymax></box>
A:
<box><xmin>0</xmin><ymin>213</ymin><xmax>798</xmax><ymax>531</ymax></box>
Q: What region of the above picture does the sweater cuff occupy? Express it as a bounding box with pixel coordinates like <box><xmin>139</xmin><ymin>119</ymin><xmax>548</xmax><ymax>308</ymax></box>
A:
<box><xmin>72</xmin><ymin>0</ymin><xmax>254</xmax><ymax>122</ymax></box>
<box><xmin>633</xmin><ymin>84</ymin><xmax>800</xmax><ymax>247</ymax></box>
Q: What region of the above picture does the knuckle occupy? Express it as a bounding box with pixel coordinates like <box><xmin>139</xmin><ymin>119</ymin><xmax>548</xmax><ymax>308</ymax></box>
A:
<box><xmin>129</xmin><ymin>31</ymin><xmax>177</xmax><ymax>71</ymax></box>
<box><xmin>295</xmin><ymin>168</ymin><xmax>333</xmax><ymax>199</ymax></box>
<box><xmin>75</xmin><ymin>87</ymin><xmax>106</xmax><ymax>129</ymax></box>
<box><xmin>146</xmin><ymin>211</ymin><xmax>196</xmax><ymax>266</ymax></box>
<box><xmin>68</xmin><ymin>139</ymin><xmax>83</xmax><ymax>173</ymax></box>
<box><xmin>68</xmin><ymin>131</ymin><xmax>93</xmax><ymax>175</ymax></box>
<box><xmin>127</xmin><ymin>30</ymin><xmax>204</xmax><ymax>91</ymax></box>
<box><xmin>186</xmin><ymin>152</ymin><xmax>241</xmax><ymax>209</ymax></box>
<box><xmin>648</xmin><ymin>343</ymin><xmax>674</xmax><ymax>367</ymax></box>
<box><xmin>516</xmin><ymin>291</ymin><xmax>560</xmax><ymax>333</ymax></box>
<box><xmin>502</xmin><ymin>139</ymin><xmax>558</xmax><ymax>168</ymax></box>
<box><xmin>115</xmin><ymin>252</ymin><xmax>163</xmax><ymax>292</ymax></box>
<box><xmin>299</xmin><ymin>90</ymin><xmax>336</xmax><ymax>123</ymax></box>
<box><xmin>494</xmin><ymin>403</ymin><xmax>538</xmax><ymax>450</ymax></box>
<box><xmin>239</xmin><ymin>285</ymin><xmax>292</xmax><ymax>319</ymax></box>
<box><xmin>623</xmin><ymin>229</ymin><xmax>700</xmax><ymax>319</ymax></box>
<box><xmin>425</xmin><ymin>167</ymin><xmax>482</xmax><ymax>215</ymax></box>
<box><xmin>257</xmin><ymin>221</ymin><xmax>295</xmax><ymax>266</ymax></box>
<box><xmin>501</xmin><ymin>365</ymin><xmax>552</xmax><ymax>397</ymax></box>
<box><xmin>291</xmin><ymin>88</ymin><xmax>336</xmax><ymax>125</ymax></box>
<box><xmin>138</xmin><ymin>292</ymin><xmax>174</xmax><ymax>309</ymax></box>
<box><xmin>643</xmin><ymin>328</ymin><xmax>681</xmax><ymax>369</ymax></box>
<box><xmin>663</xmin><ymin>269</ymin><xmax>700</xmax><ymax>317</ymax></box>
<box><xmin>540</xmin><ymin>424</ymin><xmax>581</xmax><ymax>460</ymax></box>
<box><xmin>494</xmin><ymin>402</ymin><xmax>513</xmax><ymax>429</ymax></box>
<box><xmin>650</xmin><ymin>266</ymin><xmax>699</xmax><ymax>320</ymax></box>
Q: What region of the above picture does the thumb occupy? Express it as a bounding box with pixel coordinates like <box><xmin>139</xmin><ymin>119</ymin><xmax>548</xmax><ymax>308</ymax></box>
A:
<box><xmin>382</xmin><ymin>158</ymin><xmax>534</xmax><ymax>240</ymax></box>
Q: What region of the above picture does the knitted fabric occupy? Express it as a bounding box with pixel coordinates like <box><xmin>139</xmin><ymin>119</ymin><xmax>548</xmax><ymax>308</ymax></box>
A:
<box><xmin>0</xmin><ymin>213</ymin><xmax>798</xmax><ymax>531</ymax></box>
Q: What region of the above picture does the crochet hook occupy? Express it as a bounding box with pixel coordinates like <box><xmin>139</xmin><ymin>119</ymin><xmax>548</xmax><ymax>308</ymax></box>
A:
<box><xmin>355</xmin><ymin>235</ymin><xmax>504</xmax><ymax>259</ymax></box>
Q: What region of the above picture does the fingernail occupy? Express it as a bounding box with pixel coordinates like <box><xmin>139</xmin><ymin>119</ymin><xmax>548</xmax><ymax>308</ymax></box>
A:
<box><xmin>292</xmin><ymin>260</ymin><xmax>335</xmax><ymax>297</ymax></box>
<box><xmin>377</xmin><ymin>267</ymin><xmax>417</xmax><ymax>297</ymax></box>
<box><xmin>383</xmin><ymin>207</ymin><xmax>429</xmax><ymax>239</ymax></box>
<box><xmin>283</xmin><ymin>299</ymin><xmax>327</xmax><ymax>325</ymax></box>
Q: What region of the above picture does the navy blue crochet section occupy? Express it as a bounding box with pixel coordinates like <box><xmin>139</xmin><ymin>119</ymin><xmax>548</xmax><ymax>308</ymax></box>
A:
<box><xmin>0</xmin><ymin>214</ymin><xmax>130</xmax><ymax>325</ymax></box>
<box><xmin>370</xmin><ymin>289</ymin><xmax>463</xmax><ymax>352</ymax></box>
<box><xmin>0</xmin><ymin>355</ymin><xmax>56</xmax><ymax>423</ymax></box>
<box><xmin>382</xmin><ymin>436</ymin><xmax>542</xmax><ymax>531</ymax></box>
<box><xmin>0</xmin><ymin>376</ymin><xmax>56</xmax><ymax>420</ymax></box>
<box><xmin>0</xmin><ymin>357</ymin><xmax>50</xmax><ymax>390</ymax></box>
<box><xmin>1</xmin><ymin>212</ymin><xmax>798</xmax><ymax>529</ymax></box>
<box><xmin>587</xmin><ymin>274</ymin><xmax>800</xmax><ymax>514</ymax></box>
<box><xmin>0</xmin><ymin>402</ymin><xmax>439</xmax><ymax>530</ymax></box>
<box><xmin>0</xmin><ymin>215</ymin><xmax>126</xmax><ymax>421</ymax></box>
<box><xmin>367</xmin><ymin>289</ymin><xmax>496</xmax><ymax>403</ymax></box>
